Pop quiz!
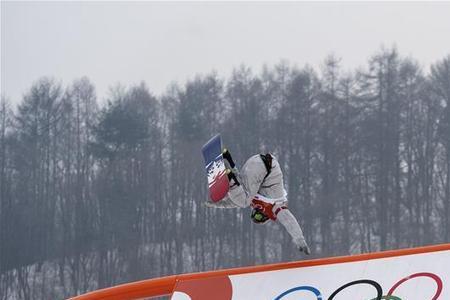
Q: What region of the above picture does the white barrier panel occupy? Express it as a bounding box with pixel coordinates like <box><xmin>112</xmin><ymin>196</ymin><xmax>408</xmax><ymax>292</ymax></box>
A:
<box><xmin>172</xmin><ymin>247</ymin><xmax>450</xmax><ymax>300</ymax></box>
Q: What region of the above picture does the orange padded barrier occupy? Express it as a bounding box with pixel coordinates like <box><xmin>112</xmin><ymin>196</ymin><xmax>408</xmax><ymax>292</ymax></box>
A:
<box><xmin>69</xmin><ymin>243</ymin><xmax>450</xmax><ymax>300</ymax></box>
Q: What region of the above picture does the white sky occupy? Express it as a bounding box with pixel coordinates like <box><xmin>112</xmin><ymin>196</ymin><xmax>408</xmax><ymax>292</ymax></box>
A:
<box><xmin>1</xmin><ymin>1</ymin><xmax>450</xmax><ymax>104</ymax></box>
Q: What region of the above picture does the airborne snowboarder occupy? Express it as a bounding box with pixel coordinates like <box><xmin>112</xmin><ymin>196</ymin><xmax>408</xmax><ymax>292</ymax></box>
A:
<box><xmin>205</xmin><ymin>148</ymin><xmax>311</xmax><ymax>255</ymax></box>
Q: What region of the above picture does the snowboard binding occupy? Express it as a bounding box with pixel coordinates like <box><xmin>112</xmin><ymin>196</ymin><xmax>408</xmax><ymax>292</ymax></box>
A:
<box><xmin>222</xmin><ymin>148</ymin><xmax>236</xmax><ymax>169</ymax></box>
<box><xmin>223</xmin><ymin>148</ymin><xmax>240</xmax><ymax>187</ymax></box>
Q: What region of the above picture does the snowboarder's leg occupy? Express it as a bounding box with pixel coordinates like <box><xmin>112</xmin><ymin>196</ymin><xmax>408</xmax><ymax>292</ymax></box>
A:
<box><xmin>205</xmin><ymin>174</ymin><xmax>247</xmax><ymax>209</ymax></box>
<box><xmin>204</xmin><ymin>195</ymin><xmax>240</xmax><ymax>208</ymax></box>
<box><xmin>227</xmin><ymin>183</ymin><xmax>247</xmax><ymax>208</ymax></box>
<box><xmin>205</xmin><ymin>183</ymin><xmax>248</xmax><ymax>208</ymax></box>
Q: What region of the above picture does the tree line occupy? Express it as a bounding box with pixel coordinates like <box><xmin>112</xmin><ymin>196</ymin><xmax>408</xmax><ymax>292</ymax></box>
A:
<box><xmin>1</xmin><ymin>48</ymin><xmax>449</xmax><ymax>299</ymax></box>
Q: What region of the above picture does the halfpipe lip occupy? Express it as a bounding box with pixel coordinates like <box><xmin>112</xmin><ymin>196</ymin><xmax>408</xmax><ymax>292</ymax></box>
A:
<box><xmin>69</xmin><ymin>242</ymin><xmax>450</xmax><ymax>300</ymax></box>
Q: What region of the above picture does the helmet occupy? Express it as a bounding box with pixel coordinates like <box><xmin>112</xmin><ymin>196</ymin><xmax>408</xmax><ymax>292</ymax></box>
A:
<box><xmin>251</xmin><ymin>208</ymin><xmax>269</xmax><ymax>224</ymax></box>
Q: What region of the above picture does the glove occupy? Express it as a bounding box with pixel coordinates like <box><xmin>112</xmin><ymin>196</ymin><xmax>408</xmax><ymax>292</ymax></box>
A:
<box><xmin>294</xmin><ymin>238</ymin><xmax>311</xmax><ymax>255</ymax></box>
<box><xmin>298</xmin><ymin>245</ymin><xmax>311</xmax><ymax>255</ymax></box>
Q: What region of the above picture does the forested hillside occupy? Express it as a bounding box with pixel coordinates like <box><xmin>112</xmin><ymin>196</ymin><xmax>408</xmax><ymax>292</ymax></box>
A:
<box><xmin>1</xmin><ymin>48</ymin><xmax>449</xmax><ymax>299</ymax></box>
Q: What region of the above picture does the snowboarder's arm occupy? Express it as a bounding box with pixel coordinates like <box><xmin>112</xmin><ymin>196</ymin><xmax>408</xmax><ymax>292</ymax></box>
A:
<box><xmin>276</xmin><ymin>208</ymin><xmax>310</xmax><ymax>254</ymax></box>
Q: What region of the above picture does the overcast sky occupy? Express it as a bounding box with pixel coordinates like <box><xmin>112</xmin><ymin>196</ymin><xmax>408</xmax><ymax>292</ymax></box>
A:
<box><xmin>2</xmin><ymin>1</ymin><xmax>450</xmax><ymax>104</ymax></box>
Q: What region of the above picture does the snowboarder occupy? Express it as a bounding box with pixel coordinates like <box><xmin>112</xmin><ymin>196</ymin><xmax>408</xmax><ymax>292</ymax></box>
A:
<box><xmin>205</xmin><ymin>150</ymin><xmax>311</xmax><ymax>254</ymax></box>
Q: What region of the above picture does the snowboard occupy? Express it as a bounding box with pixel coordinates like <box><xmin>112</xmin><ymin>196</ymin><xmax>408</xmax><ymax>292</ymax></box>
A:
<box><xmin>201</xmin><ymin>134</ymin><xmax>229</xmax><ymax>202</ymax></box>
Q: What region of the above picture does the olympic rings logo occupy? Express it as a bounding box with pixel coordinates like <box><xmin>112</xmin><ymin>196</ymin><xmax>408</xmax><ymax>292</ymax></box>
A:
<box><xmin>275</xmin><ymin>286</ymin><xmax>322</xmax><ymax>300</ymax></box>
<box><xmin>274</xmin><ymin>272</ymin><xmax>443</xmax><ymax>300</ymax></box>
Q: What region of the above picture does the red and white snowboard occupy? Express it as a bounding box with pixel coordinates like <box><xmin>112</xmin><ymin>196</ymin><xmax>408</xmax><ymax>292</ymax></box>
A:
<box><xmin>201</xmin><ymin>134</ymin><xmax>229</xmax><ymax>202</ymax></box>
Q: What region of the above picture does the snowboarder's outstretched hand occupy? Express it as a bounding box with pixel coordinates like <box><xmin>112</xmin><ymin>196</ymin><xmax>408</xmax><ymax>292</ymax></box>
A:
<box><xmin>294</xmin><ymin>238</ymin><xmax>311</xmax><ymax>255</ymax></box>
<box><xmin>298</xmin><ymin>245</ymin><xmax>311</xmax><ymax>255</ymax></box>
